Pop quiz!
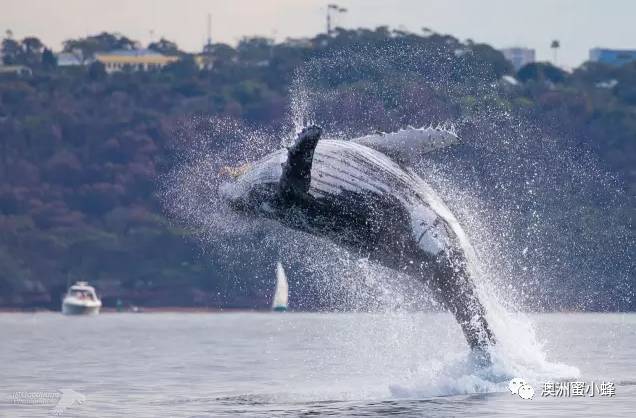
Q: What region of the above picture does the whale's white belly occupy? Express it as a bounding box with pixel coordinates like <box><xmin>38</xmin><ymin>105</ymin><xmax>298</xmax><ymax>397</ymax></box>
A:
<box><xmin>310</xmin><ymin>140</ymin><xmax>457</xmax><ymax>256</ymax></box>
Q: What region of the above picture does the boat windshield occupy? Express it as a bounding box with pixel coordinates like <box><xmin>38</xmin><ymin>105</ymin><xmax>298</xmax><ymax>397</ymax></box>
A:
<box><xmin>69</xmin><ymin>289</ymin><xmax>95</xmax><ymax>300</ymax></box>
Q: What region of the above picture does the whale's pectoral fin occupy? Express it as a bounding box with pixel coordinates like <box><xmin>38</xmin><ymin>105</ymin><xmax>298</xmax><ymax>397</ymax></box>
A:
<box><xmin>352</xmin><ymin>126</ymin><xmax>460</xmax><ymax>164</ymax></box>
<box><xmin>279</xmin><ymin>125</ymin><xmax>322</xmax><ymax>202</ymax></box>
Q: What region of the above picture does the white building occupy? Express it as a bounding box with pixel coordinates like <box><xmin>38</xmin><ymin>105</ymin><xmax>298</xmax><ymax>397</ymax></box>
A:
<box><xmin>501</xmin><ymin>47</ymin><xmax>536</xmax><ymax>71</ymax></box>
<box><xmin>0</xmin><ymin>65</ymin><xmax>32</xmax><ymax>76</ymax></box>
<box><xmin>56</xmin><ymin>51</ymin><xmax>84</xmax><ymax>67</ymax></box>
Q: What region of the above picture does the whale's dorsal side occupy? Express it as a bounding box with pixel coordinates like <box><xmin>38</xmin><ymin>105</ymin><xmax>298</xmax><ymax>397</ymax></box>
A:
<box><xmin>351</xmin><ymin>126</ymin><xmax>460</xmax><ymax>164</ymax></box>
<box><xmin>279</xmin><ymin>125</ymin><xmax>322</xmax><ymax>202</ymax></box>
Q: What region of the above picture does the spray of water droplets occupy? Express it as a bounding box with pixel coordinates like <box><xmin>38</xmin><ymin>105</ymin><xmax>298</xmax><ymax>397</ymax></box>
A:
<box><xmin>160</xmin><ymin>42</ymin><xmax>633</xmax><ymax>395</ymax></box>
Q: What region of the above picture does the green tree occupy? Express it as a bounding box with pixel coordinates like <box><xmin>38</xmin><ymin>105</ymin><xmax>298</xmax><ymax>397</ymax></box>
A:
<box><xmin>148</xmin><ymin>38</ymin><xmax>180</xmax><ymax>55</ymax></box>
<box><xmin>237</xmin><ymin>37</ymin><xmax>274</xmax><ymax>64</ymax></box>
<box><xmin>22</xmin><ymin>37</ymin><xmax>43</xmax><ymax>55</ymax></box>
<box><xmin>163</xmin><ymin>55</ymin><xmax>198</xmax><ymax>78</ymax></box>
<box><xmin>1</xmin><ymin>38</ymin><xmax>21</xmax><ymax>64</ymax></box>
<box><xmin>41</xmin><ymin>48</ymin><xmax>57</xmax><ymax>70</ymax></box>
<box><xmin>518</xmin><ymin>62</ymin><xmax>567</xmax><ymax>84</ymax></box>
<box><xmin>63</xmin><ymin>32</ymin><xmax>139</xmax><ymax>62</ymax></box>
<box><xmin>88</xmin><ymin>61</ymin><xmax>106</xmax><ymax>81</ymax></box>
<box><xmin>205</xmin><ymin>43</ymin><xmax>236</xmax><ymax>62</ymax></box>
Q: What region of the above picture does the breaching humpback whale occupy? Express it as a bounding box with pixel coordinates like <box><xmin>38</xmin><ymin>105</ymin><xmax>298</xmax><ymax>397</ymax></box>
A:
<box><xmin>220</xmin><ymin>125</ymin><xmax>496</xmax><ymax>360</ymax></box>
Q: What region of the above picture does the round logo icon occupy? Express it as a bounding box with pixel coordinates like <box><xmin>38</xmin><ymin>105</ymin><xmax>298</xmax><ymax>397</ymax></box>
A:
<box><xmin>509</xmin><ymin>378</ymin><xmax>535</xmax><ymax>400</ymax></box>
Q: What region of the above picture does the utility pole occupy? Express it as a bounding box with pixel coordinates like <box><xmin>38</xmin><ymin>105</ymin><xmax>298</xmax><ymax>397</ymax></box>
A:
<box><xmin>551</xmin><ymin>40</ymin><xmax>560</xmax><ymax>65</ymax></box>
<box><xmin>326</xmin><ymin>5</ymin><xmax>334</xmax><ymax>34</ymax></box>
<box><xmin>206</xmin><ymin>13</ymin><xmax>212</xmax><ymax>47</ymax></box>
<box><xmin>326</xmin><ymin>4</ymin><xmax>347</xmax><ymax>35</ymax></box>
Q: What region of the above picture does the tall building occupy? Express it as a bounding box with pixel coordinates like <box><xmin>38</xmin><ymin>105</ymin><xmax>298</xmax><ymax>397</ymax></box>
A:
<box><xmin>589</xmin><ymin>48</ymin><xmax>636</xmax><ymax>66</ymax></box>
<box><xmin>501</xmin><ymin>47</ymin><xmax>536</xmax><ymax>71</ymax></box>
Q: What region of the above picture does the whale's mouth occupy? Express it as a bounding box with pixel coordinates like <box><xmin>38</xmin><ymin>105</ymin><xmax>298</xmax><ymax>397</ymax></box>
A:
<box><xmin>220</xmin><ymin>163</ymin><xmax>251</xmax><ymax>178</ymax></box>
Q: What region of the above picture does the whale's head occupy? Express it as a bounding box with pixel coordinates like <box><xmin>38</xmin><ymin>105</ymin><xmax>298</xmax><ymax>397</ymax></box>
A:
<box><xmin>219</xmin><ymin>148</ymin><xmax>287</xmax><ymax>216</ymax></box>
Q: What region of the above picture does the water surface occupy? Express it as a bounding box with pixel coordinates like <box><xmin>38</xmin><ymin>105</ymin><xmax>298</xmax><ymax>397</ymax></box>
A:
<box><xmin>0</xmin><ymin>312</ymin><xmax>633</xmax><ymax>417</ymax></box>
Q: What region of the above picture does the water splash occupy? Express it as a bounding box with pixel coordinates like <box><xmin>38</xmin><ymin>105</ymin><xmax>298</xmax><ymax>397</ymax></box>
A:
<box><xmin>161</xmin><ymin>42</ymin><xmax>633</xmax><ymax>397</ymax></box>
<box><xmin>289</xmin><ymin>72</ymin><xmax>312</xmax><ymax>138</ymax></box>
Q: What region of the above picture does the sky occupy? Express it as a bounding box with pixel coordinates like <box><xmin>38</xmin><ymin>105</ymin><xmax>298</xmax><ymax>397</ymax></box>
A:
<box><xmin>1</xmin><ymin>0</ymin><xmax>636</xmax><ymax>68</ymax></box>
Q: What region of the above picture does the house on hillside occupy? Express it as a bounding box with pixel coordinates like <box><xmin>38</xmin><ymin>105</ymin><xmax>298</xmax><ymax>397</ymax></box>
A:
<box><xmin>589</xmin><ymin>48</ymin><xmax>636</xmax><ymax>66</ymax></box>
<box><xmin>0</xmin><ymin>65</ymin><xmax>32</xmax><ymax>76</ymax></box>
<box><xmin>56</xmin><ymin>51</ymin><xmax>84</xmax><ymax>67</ymax></box>
<box><xmin>95</xmin><ymin>49</ymin><xmax>179</xmax><ymax>73</ymax></box>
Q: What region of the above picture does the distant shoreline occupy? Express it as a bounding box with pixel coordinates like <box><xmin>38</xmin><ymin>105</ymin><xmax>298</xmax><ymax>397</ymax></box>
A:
<box><xmin>0</xmin><ymin>308</ymin><xmax>634</xmax><ymax>314</ymax></box>
<box><xmin>0</xmin><ymin>307</ymin><xmax>266</xmax><ymax>313</ymax></box>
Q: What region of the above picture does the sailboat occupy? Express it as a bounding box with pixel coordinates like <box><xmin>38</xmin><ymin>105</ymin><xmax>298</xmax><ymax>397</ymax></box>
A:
<box><xmin>272</xmin><ymin>261</ymin><xmax>289</xmax><ymax>312</ymax></box>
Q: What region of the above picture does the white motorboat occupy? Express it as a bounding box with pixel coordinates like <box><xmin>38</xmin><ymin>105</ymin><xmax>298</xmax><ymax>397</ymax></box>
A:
<box><xmin>62</xmin><ymin>281</ymin><xmax>102</xmax><ymax>315</ymax></box>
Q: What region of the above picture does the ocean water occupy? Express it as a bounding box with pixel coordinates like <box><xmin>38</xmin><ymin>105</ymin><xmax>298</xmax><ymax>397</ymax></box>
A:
<box><xmin>0</xmin><ymin>312</ymin><xmax>634</xmax><ymax>417</ymax></box>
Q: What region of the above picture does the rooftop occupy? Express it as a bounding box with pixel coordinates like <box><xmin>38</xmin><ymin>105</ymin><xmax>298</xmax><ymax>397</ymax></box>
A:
<box><xmin>95</xmin><ymin>49</ymin><xmax>168</xmax><ymax>57</ymax></box>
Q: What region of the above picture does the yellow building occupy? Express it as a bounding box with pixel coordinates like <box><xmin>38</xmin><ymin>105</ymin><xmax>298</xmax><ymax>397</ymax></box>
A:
<box><xmin>95</xmin><ymin>49</ymin><xmax>180</xmax><ymax>73</ymax></box>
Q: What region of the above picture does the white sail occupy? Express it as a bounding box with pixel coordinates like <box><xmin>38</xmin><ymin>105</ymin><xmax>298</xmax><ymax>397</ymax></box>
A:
<box><xmin>272</xmin><ymin>261</ymin><xmax>289</xmax><ymax>310</ymax></box>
